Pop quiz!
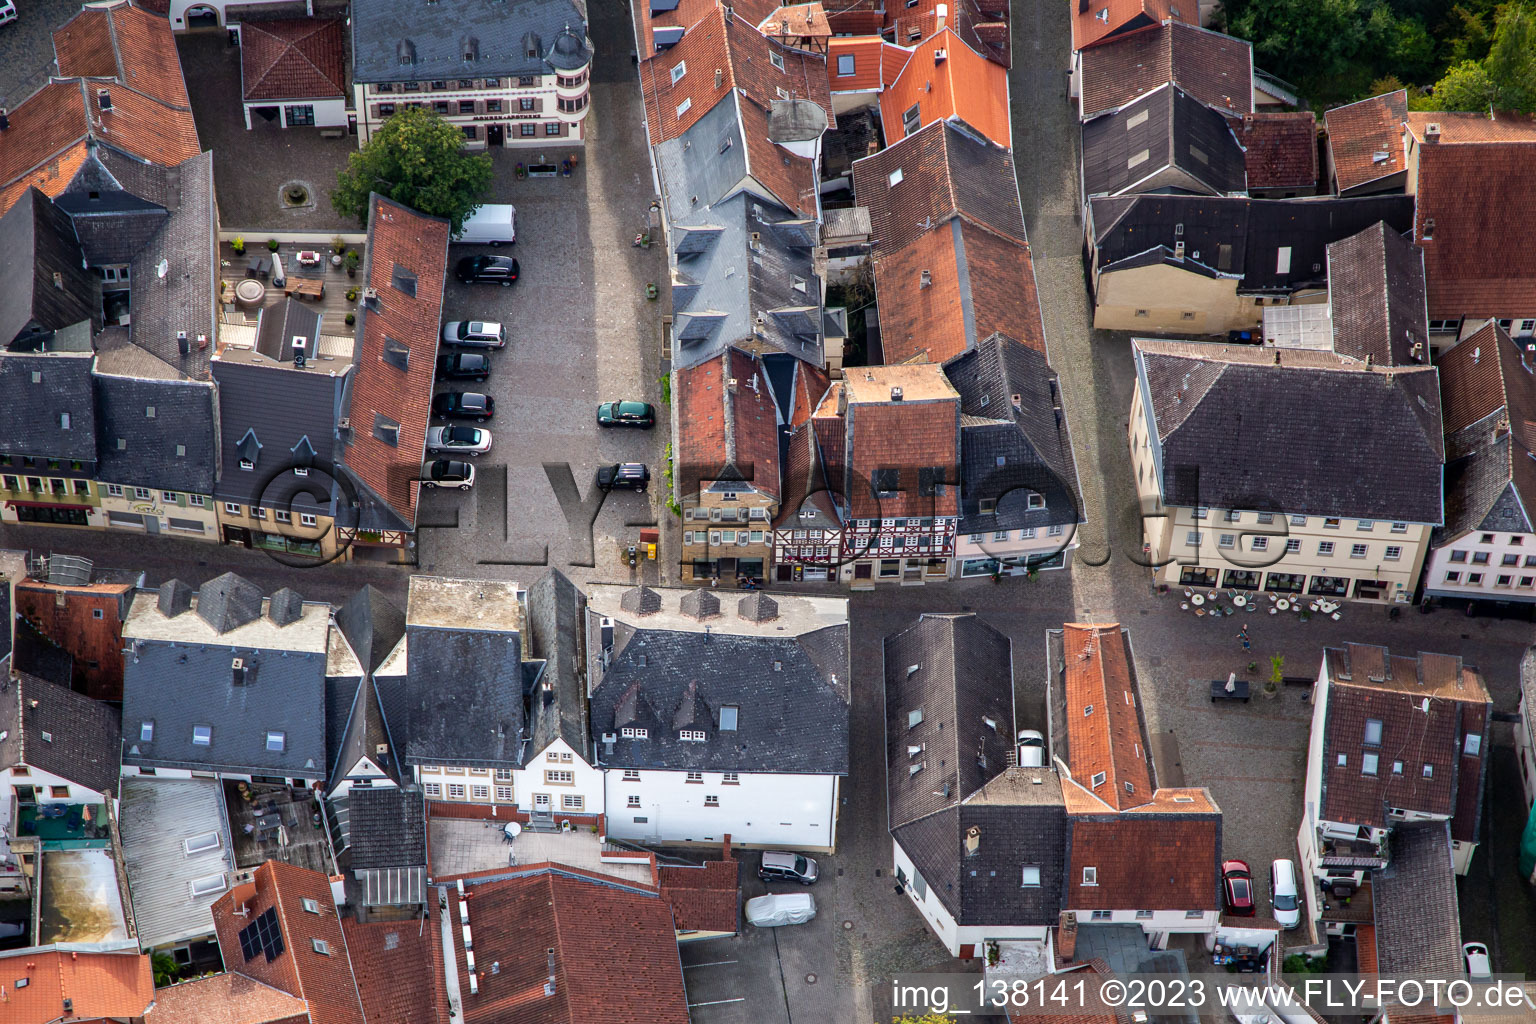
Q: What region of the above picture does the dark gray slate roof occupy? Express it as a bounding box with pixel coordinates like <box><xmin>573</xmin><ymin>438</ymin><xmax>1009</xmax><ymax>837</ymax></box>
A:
<box><xmin>196</xmin><ymin>573</ymin><xmax>266</xmax><ymax>634</ymax></box>
<box><xmin>212</xmin><ymin>359</ymin><xmax>345</xmax><ymax>513</ymax></box>
<box><xmin>524</xmin><ymin>570</ymin><xmax>588</xmax><ymax>758</ymax></box>
<box><xmin>1326</xmin><ymin>222</ymin><xmax>1428</xmax><ymax>367</ymax></box>
<box><xmin>351</xmin><ymin>0</ymin><xmax>589</xmax><ymax>82</ymax></box>
<box><xmin>884</xmin><ymin>613</ymin><xmax>1014</xmax><ymax>829</ymax></box>
<box><xmin>55</xmin><ymin>146</ymin><xmax>173</xmax><ymax>267</ymax></box>
<box><xmin>591</xmin><ymin>621</ymin><xmax>849</xmax><ymax>774</ymax></box>
<box><xmin>348</xmin><ymin>786</ymin><xmax>426</xmax><ymax>869</ymax></box>
<box><xmin>1090</xmin><ymin>193</ymin><xmax>1417</xmax><ymax>294</ymax></box>
<box><xmin>336</xmin><ymin>584</ymin><xmax>406</xmax><ymax>676</ymax></box>
<box><xmin>1136</xmin><ymin>341</ymin><xmax>1445</xmax><ymax>522</ymax></box>
<box><xmin>93</xmin><ymin>373</ymin><xmax>218</xmax><ymax>493</ymax></box>
<box><xmin>1371</xmin><ymin>820</ymin><xmax>1463</xmax><ymax>976</ymax></box>
<box><xmin>158</xmin><ymin>579</ymin><xmax>194</xmax><ymax>617</ymax></box>
<box><xmin>0</xmin><ymin>671</ymin><xmax>121</xmax><ymax>794</ymax></box>
<box><xmin>1081</xmin><ymin>84</ymin><xmax>1246</xmax><ymax>199</ymax></box>
<box><xmin>375</xmin><ymin>624</ymin><xmax>525</xmax><ymax>768</ymax></box>
<box><xmin>0</xmin><ymin>188</ymin><xmax>99</xmax><ymax>351</ymax></box>
<box><xmin>121</xmin><ymin>638</ymin><xmax>329</xmax><ymax>777</ymax></box>
<box><xmin>13</xmin><ymin>618</ymin><xmax>76</xmax><ymax>688</ymax></box>
<box><xmin>946</xmin><ymin>334</ymin><xmax>1084</xmax><ymax>534</ymax></box>
<box><xmin>0</xmin><ymin>351</ymin><xmax>98</xmax><ymax>462</ymax></box>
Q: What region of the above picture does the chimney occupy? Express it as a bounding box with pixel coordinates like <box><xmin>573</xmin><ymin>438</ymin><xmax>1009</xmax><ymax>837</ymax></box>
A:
<box><xmin>1057</xmin><ymin>911</ymin><xmax>1078</xmax><ymax>960</ymax></box>
<box><xmin>964</xmin><ymin>825</ymin><xmax>980</xmax><ymax>855</ymax></box>
<box><xmin>0</xmin><ymin>109</ymin><xmax>9</xmax><ymax>131</ymax></box>
<box><xmin>891</xmin><ymin>386</ymin><xmax>904</xmax><ymax>401</ymax></box>
<box><xmin>232</xmin><ymin>657</ymin><xmax>247</xmax><ymax>686</ymax></box>
<box><xmin>1424</xmin><ymin>122</ymin><xmax>1442</xmax><ymax>142</ymax></box>
<box><xmin>919</xmin><ymin>269</ymin><xmax>932</xmax><ymax>288</ymax></box>
<box><xmin>1174</xmin><ymin>241</ymin><xmax>1186</xmax><ymax>259</ymax></box>
<box><xmin>177</xmin><ymin>332</ymin><xmax>191</xmax><ymax>356</ymax></box>
<box><xmin>722</xmin><ymin>834</ymin><xmax>733</xmax><ymax>860</ymax></box>
<box><xmin>52</xmin><ymin>272</ymin><xmax>63</xmax><ymax>290</ymax></box>
<box><xmin>715</xmin><ymin>68</ymin><xmax>724</xmax><ymax>89</ymax></box>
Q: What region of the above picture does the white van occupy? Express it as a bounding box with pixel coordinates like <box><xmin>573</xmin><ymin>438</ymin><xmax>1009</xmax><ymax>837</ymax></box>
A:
<box><xmin>455</xmin><ymin>204</ymin><xmax>516</xmax><ymax>246</ymax></box>
<box><xmin>745</xmin><ymin>892</ymin><xmax>815</xmax><ymax>927</ymax></box>
<box><xmin>1017</xmin><ymin>729</ymin><xmax>1046</xmax><ymax>767</ymax></box>
<box><xmin>0</xmin><ymin>1</ymin><xmax>17</xmax><ymax>27</ymax></box>
<box><xmin>1270</xmin><ymin>859</ymin><xmax>1300</xmax><ymax>929</ymax></box>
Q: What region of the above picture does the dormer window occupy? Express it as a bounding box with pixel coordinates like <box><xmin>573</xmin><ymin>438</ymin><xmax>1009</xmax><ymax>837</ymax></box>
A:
<box><xmin>621</xmin><ymin>726</ymin><xmax>648</xmax><ymax>739</ymax></box>
<box><xmin>679</xmin><ymin>729</ymin><xmax>707</xmax><ymax>742</ymax></box>
<box><xmin>140</xmin><ymin>721</ymin><xmax>154</xmax><ymax>742</ymax></box>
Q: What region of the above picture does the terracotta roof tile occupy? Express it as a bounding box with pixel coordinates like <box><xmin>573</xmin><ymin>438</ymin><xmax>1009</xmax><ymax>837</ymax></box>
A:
<box><xmin>1323</xmin><ymin>89</ymin><xmax>1406</xmax><ymax>194</ymax></box>
<box><xmin>1060</xmin><ymin>624</ymin><xmax>1154</xmax><ymax>810</ymax></box>
<box><xmin>0</xmin><ymin>949</ymin><xmax>154</xmax><ymax>1024</ymax></box>
<box><xmin>827</xmin><ymin>36</ymin><xmax>907</xmax><ymax>93</ymax></box>
<box><xmin>740</xmin><ymin>98</ymin><xmax>821</xmax><ymax>218</ymax></box>
<box><xmin>1079</xmin><ymin>22</ymin><xmax>1252</xmax><ymax>120</ymax></box>
<box><xmin>343</xmin><ymin>915</ymin><xmax>450</xmax><ymax>1024</ymax></box>
<box><xmin>1065</xmin><ymin>814</ymin><xmax>1220</xmax><ymax>910</ymax></box>
<box><xmin>241</xmin><ymin>19</ymin><xmax>348</xmax><ymax>101</ymax></box>
<box><xmin>879</xmin><ymin>27</ymin><xmax>1010</xmax><ymax>148</ymax></box>
<box><xmin>54</xmin><ymin>1</ymin><xmax>193</xmax><ymax>109</ymax></box>
<box><xmin>445</xmin><ymin>872</ymin><xmax>690</xmax><ymax>1024</ymax></box>
<box><xmin>145</xmin><ymin>973</ymin><xmax>312</xmax><ymax>1024</ymax></box>
<box><xmin>676</xmin><ymin>349</ymin><xmax>781</xmax><ymax>498</ymax></box>
<box><xmin>840</xmin><ymin>364</ymin><xmax>960</xmax><ymax>517</ymax></box>
<box><xmin>1072</xmin><ymin>0</ymin><xmax>1190</xmax><ymax>52</ymax></box>
<box><xmin>341</xmin><ymin>196</ymin><xmax>450</xmax><ymax>532</ymax></box>
<box><xmin>886</xmin><ymin>0</ymin><xmax>1011</xmax><ymax>66</ymax></box>
<box><xmin>658</xmin><ymin>856</ymin><xmax>740</xmax><ymax>933</ymax></box>
<box><xmin>1356</xmin><ymin>923</ymin><xmax>1378</xmax><ymax>973</ymax></box>
<box><xmin>1236</xmin><ymin>111</ymin><xmax>1317</xmax><ymax>189</ymax></box>
<box><xmin>1406</xmin><ymin>112</ymin><xmax>1536</xmax><ymax>318</ymax></box>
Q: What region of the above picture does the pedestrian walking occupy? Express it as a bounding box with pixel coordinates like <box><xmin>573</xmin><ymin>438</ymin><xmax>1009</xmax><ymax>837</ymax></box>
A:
<box><xmin>1236</xmin><ymin>624</ymin><xmax>1251</xmax><ymax>652</ymax></box>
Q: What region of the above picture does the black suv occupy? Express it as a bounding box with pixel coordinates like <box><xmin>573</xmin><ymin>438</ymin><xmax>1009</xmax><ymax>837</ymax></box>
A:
<box><xmin>432</xmin><ymin>391</ymin><xmax>495</xmax><ymax>421</ymax></box>
<box><xmin>456</xmin><ymin>255</ymin><xmax>519</xmax><ymax>287</ymax></box>
<box><xmin>437</xmin><ymin>352</ymin><xmax>491</xmax><ymax>382</ymax></box>
<box><xmin>596</xmin><ymin>463</ymin><xmax>650</xmax><ymax>492</ymax></box>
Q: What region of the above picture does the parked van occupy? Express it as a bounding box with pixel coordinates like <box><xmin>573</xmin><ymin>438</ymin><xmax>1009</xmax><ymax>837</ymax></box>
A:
<box><xmin>1016</xmin><ymin>729</ymin><xmax>1046</xmax><ymax>767</ymax></box>
<box><xmin>455</xmin><ymin>204</ymin><xmax>516</xmax><ymax>246</ymax></box>
<box><xmin>745</xmin><ymin>892</ymin><xmax>816</xmax><ymax>927</ymax></box>
<box><xmin>0</xmin><ymin>1</ymin><xmax>17</xmax><ymax>28</ymax></box>
<box><xmin>1270</xmin><ymin>858</ymin><xmax>1300</xmax><ymax>929</ymax></box>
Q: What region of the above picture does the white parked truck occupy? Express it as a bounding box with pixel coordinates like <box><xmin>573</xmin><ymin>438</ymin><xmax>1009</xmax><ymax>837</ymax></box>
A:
<box><xmin>455</xmin><ymin>204</ymin><xmax>516</xmax><ymax>246</ymax></box>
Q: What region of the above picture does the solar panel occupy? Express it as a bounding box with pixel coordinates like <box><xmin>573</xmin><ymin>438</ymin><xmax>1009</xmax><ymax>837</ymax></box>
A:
<box><xmin>255</xmin><ymin>906</ymin><xmax>285</xmax><ymax>961</ymax></box>
<box><xmin>238</xmin><ymin>919</ymin><xmax>261</xmax><ymax>962</ymax></box>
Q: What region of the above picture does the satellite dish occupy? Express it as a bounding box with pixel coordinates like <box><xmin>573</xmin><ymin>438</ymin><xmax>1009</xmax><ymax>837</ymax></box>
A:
<box><xmin>156</xmin><ymin>259</ymin><xmax>169</xmax><ymax>279</ymax></box>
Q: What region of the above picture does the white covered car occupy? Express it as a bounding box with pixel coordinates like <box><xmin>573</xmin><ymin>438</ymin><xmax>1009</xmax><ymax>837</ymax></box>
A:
<box><xmin>426</xmin><ymin>424</ymin><xmax>492</xmax><ymax>455</ymax></box>
<box><xmin>745</xmin><ymin>892</ymin><xmax>815</xmax><ymax>927</ymax></box>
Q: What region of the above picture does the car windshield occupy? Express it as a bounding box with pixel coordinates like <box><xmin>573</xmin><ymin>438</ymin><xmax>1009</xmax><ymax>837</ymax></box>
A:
<box><xmin>446</xmin><ymin>427</ymin><xmax>478</xmax><ymax>443</ymax></box>
<box><xmin>1272</xmin><ymin>894</ymin><xmax>1297</xmax><ymax>911</ymax></box>
<box><xmin>794</xmin><ymin>856</ymin><xmax>808</xmax><ymax>874</ymax></box>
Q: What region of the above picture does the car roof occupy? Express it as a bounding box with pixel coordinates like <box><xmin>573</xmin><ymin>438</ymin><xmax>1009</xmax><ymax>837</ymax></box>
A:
<box><xmin>762</xmin><ymin>851</ymin><xmax>799</xmax><ymax>868</ymax></box>
<box><xmin>617</xmin><ymin>401</ymin><xmax>650</xmax><ymax>413</ymax></box>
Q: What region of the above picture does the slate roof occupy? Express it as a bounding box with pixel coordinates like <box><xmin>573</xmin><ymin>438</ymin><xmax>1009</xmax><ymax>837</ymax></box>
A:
<box><xmin>676</xmin><ymin>348</ymin><xmax>782</xmax><ymax>499</ymax></box>
<box><xmin>241</xmin><ymin>19</ymin><xmax>348</xmax><ymax>102</ymax></box>
<box><xmin>349</xmin><ymin>786</ymin><xmax>426</xmax><ymax>869</ymax></box>
<box><xmin>1323</xmin><ymin>90</ymin><xmax>1407</xmax><ymax>195</ymax></box>
<box><xmin>1434</xmin><ymin>324</ymin><xmax>1536</xmax><ymax>542</ymax></box>
<box><xmin>375</xmin><ymin>623</ymin><xmax>525</xmax><ymax>768</ymax></box>
<box><xmin>1325</xmin><ymin>222</ymin><xmax>1428</xmax><ymax>368</ymax></box>
<box><xmin>0</xmin><ymin>350</ymin><xmax>97</xmax><ymax>461</ymax></box>
<box><xmin>342</xmin><ymin>914</ymin><xmax>449</xmax><ymax>1024</ymax></box>
<box><xmin>333</xmin><ymin>583</ymin><xmax>405</xmax><ymax>672</ymax></box>
<box><xmin>0</xmin><ymin>670</ymin><xmax>122</xmax><ymax>794</ymax></box>
<box><xmin>351</xmin><ymin>0</ymin><xmax>589</xmax><ymax>83</ymax></box>
<box><xmin>591</xmin><ymin>602</ymin><xmax>849</xmax><ymax>774</ymax></box>
<box><xmin>93</xmin><ymin>373</ymin><xmax>219</xmax><ymax>493</ymax></box>
<box><xmin>1406</xmin><ymin>111</ymin><xmax>1536</xmax><ymax>318</ymax></box>
<box><xmin>1081</xmin><ymin>83</ymin><xmax>1246</xmax><ymax>199</ymax></box>
<box><xmin>211</xmin><ymin>357</ymin><xmax>346</xmax><ymax>513</ymax></box>
<box><xmin>1088</xmin><ymin>194</ymin><xmax>1418</xmax><ymax>295</ymax></box>
<box><xmin>1236</xmin><ymin>111</ymin><xmax>1318</xmax><ymax>191</ymax></box>
<box><xmin>1370</xmin><ymin>820</ymin><xmax>1463</xmax><ymax>977</ymax></box>
<box><xmin>525</xmin><ymin>569</ymin><xmax>590</xmax><ymax>758</ymax></box>
<box><xmin>1134</xmin><ymin>339</ymin><xmax>1444</xmax><ymax>522</ymax></box>
<box><xmin>340</xmin><ymin>195</ymin><xmax>449</xmax><ymax>533</ymax></box>
<box><xmin>0</xmin><ymin>188</ymin><xmax>98</xmax><ymax>350</ymax></box>
<box><xmin>1319</xmin><ymin>644</ymin><xmax>1490</xmax><ymax>837</ymax></box>
<box><xmin>444</xmin><ymin>872</ymin><xmax>690</xmax><ymax>1024</ymax></box>
<box><xmin>944</xmin><ymin>334</ymin><xmax>1084</xmax><ymax>533</ymax></box>
<box><xmin>329</xmin><ymin>587</ymin><xmax>404</xmax><ymax>788</ymax></box>
<box><xmin>877</xmin><ymin>27</ymin><xmax>1011</xmax><ymax>149</ymax></box>
<box><xmin>1078</xmin><ymin>22</ymin><xmax>1252</xmax><ymax>120</ymax></box>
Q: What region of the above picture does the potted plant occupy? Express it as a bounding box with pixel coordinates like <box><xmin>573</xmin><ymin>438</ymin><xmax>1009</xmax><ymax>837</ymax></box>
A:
<box><xmin>346</xmin><ymin>286</ymin><xmax>359</xmax><ymax>302</ymax></box>
<box><xmin>344</xmin><ymin>250</ymin><xmax>360</xmax><ymax>277</ymax></box>
<box><xmin>231</xmin><ymin>235</ymin><xmax>246</xmax><ymax>255</ymax></box>
<box><xmin>266</xmin><ymin>238</ymin><xmax>280</xmax><ymax>252</ymax></box>
<box><xmin>331</xmin><ymin>235</ymin><xmax>347</xmax><ymax>255</ymax></box>
<box><xmin>345</xmin><ymin>312</ymin><xmax>356</xmax><ymax>326</ymax></box>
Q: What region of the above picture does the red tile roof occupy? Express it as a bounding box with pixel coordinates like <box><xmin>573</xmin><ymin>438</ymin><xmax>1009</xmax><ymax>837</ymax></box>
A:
<box><xmin>54</xmin><ymin>0</ymin><xmax>193</xmax><ymax>109</ymax></box>
<box><xmin>886</xmin><ymin>0</ymin><xmax>1011</xmax><ymax>67</ymax></box>
<box><xmin>445</xmin><ymin>872</ymin><xmax>690</xmax><ymax>1024</ymax></box>
<box><xmin>1060</xmin><ymin>624</ymin><xmax>1154</xmax><ymax>810</ymax></box>
<box><xmin>145</xmin><ymin>973</ymin><xmax>311</xmax><ymax>1024</ymax></box>
<box><xmin>827</xmin><ymin>36</ymin><xmax>908</xmax><ymax>93</ymax></box>
<box><xmin>1078</xmin><ymin>22</ymin><xmax>1251</xmax><ymax>119</ymax></box>
<box><xmin>1072</xmin><ymin>0</ymin><xmax>1190</xmax><ymax>52</ymax></box>
<box><xmin>1237</xmin><ymin>111</ymin><xmax>1318</xmax><ymax>190</ymax></box>
<box><xmin>241</xmin><ymin>19</ymin><xmax>348</xmax><ymax>102</ymax></box>
<box><xmin>676</xmin><ymin>349</ymin><xmax>781</xmax><ymax>500</ymax></box>
<box><xmin>1323</xmin><ymin>89</ymin><xmax>1406</xmax><ymax>194</ymax></box>
<box><xmin>210</xmin><ymin>861</ymin><xmax>367</xmax><ymax>1024</ymax></box>
<box><xmin>1065</xmin><ymin>814</ymin><xmax>1220</xmax><ymax>910</ymax></box>
<box><xmin>1356</xmin><ymin>923</ymin><xmax>1378</xmax><ymax>973</ymax></box>
<box><xmin>834</xmin><ymin>364</ymin><xmax>960</xmax><ymax>517</ymax></box>
<box><xmin>1406</xmin><ymin>111</ymin><xmax>1536</xmax><ymax>318</ymax></box>
<box><xmin>658</xmin><ymin>856</ymin><xmax>740</xmax><ymax>933</ymax></box>
<box><xmin>343</xmin><ymin>196</ymin><xmax>450</xmax><ymax>532</ymax></box>
<box><xmin>343</xmin><ymin>915</ymin><xmax>450</xmax><ymax>1024</ymax></box>
<box><xmin>879</xmin><ymin>27</ymin><xmax>1011</xmax><ymax>149</ymax></box>
<box><xmin>0</xmin><ymin>949</ymin><xmax>154</xmax><ymax>1024</ymax></box>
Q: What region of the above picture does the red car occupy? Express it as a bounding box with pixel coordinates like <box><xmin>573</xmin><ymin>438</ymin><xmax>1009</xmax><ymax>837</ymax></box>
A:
<box><xmin>1222</xmin><ymin>859</ymin><xmax>1256</xmax><ymax>916</ymax></box>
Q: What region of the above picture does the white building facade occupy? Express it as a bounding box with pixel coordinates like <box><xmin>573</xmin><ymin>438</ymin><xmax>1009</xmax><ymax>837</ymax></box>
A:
<box><xmin>605</xmin><ymin>768</ymin><xmax>839</xmax><ymax>851</ymax></box>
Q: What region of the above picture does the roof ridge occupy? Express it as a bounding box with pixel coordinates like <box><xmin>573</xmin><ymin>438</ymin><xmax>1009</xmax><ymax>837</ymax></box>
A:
<box><xmin>540</xmin><ymin>873</ymin><xmax>575</xmax><ymax>1017</ymax></box>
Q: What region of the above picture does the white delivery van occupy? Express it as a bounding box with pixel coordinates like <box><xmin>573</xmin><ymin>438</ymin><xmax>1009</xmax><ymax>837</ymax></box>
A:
<box><xmin>0</xmin><ymin>1</ymin><xmax>15</xmax><ymax>27</ymax></box>
<box><xmin>745</xmin><ymin>892</ymin><xmax>815</xmax><ymax>927</ymax></box>
<box><xmin>456</xmin><ymin>204</ymin><xmax>516</xmax><ymax>246</ymax></box>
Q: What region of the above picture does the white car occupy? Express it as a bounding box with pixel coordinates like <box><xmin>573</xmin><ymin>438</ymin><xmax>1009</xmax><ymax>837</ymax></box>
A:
<box><xmin>1464</xmin><ymin>941</ymin><xmax>1492</xmax><ymax>980</ymax></box>
<box><xmin>1270</xmin><ymin>859</ymin><xmax>1300</xmax><ymax>929</ymax></box>
<box><xmin>1016</xmin><ymin>729</ymin><xmax>1045</xmax><ymax>767</ymax></box>
<box><xmin>426</xmin><ymin>424</ymin><xmax>492</xmax><ymax>455</ymax></box>
<box><xmin>745</xmin><ymin>892</ymin><xmax>815</xmax><ymax>927</ymax></box>
<box><xmin>440</xmin><ymin>320</ymin><xmax>506</xmax><ymax>348</ymax></box>
<box><xmin>0</xmin><ymin>1</ymin><xmax>15</xmax><ymax>27</ymax></box>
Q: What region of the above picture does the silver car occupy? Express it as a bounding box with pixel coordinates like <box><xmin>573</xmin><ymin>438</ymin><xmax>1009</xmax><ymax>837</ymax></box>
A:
<box><xmin>440</xmin><ymin>320</ymin><xmax>506</xmax><ymax>348</ymax></box>
<box><xmin>426</xmin><ymin>424</ymin><xmax>492</xmax><ymax>455</ymax></box>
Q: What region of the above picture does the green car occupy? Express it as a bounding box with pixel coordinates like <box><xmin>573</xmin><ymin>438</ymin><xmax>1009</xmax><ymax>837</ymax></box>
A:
<box><xmin>596</xmin><ymin>401</ymin><xmax>656</xmax><ymax>428</ymax></box>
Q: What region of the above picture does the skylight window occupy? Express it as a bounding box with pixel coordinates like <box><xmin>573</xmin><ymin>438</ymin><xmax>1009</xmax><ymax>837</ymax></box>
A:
<box><xmin>192</xmin><ymin>725</ymin><xmax>212</xmax><ymax>746</ymax></box>
<box><xmin>720</xmin><ymin>705</ymin><xmax>739</xmax><ymax>731</ymax></box>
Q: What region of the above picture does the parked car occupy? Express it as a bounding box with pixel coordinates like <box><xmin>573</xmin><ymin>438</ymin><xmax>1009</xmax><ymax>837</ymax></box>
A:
<box><xmin>432</xmin><ymin>391</ymin><xmax>495</xmax><ymax>422</ymax></box>
<box><xmin>438</xmin><ymin>352</ymin><xmax>491</xmax><ymax>381</ymax></box>
<box><xmin>426</xmin><ymin>425</ymin><xmax>492</xmax><ymax>456</ymax></box>
<box><xmin>1463</xmin><ymin>941</ymin><xmax>1492</xmax><ymax>980</ymax></box>
<box><xmin>596</xmin><ymin>463</ymin><xmax>650</xmax><ymax>492</ymax></box>
<box><xmin>455</xmin><ymin>254</ymin><xmax>519</xmax><ymax>286</ymax></box>
<box><xmin>1221</xmin><ymin>859</ymin><xmax>1255</xmax><ymax>916</ymax></box>
<box><xmin>759</xmin><ymin>851</ymin><xmax>819</xmax><ymax>885</ymax></box>
<box><xmin>441</xmin><ymin>320</ymin><xmax>506</xmax><ymax>348</ymax></box>
<box><xmin>745</xmin><ymin>892</ymin><xmax>816</xmax><ymax>927</ymax></box>
<box><xmin>597</xmin><ymin>401</ymin><xmax>656</xmax><ymax>428</ymax></box>
<box><xmin>421</xmin><ymin>459</ymin><xmax>475</xmax><ymax>490</ymax></box>
<box><xmin>0</xmin><ymin>921</ymin><xmax>24</xmax><ymax>940</ymax></box>
<box><xmin>1016</xmin><ymin>729</ymin><xmax>1046</xmax><ymax>767</ymax></box>
<box><xmin>1270</xmin><ymin>859</ymin><xmax>1300</xmax><ymax>929</ymax></box>
<box><xmin>0</xmin><ymin>1</ymin><xmax>16</xmax><ymax>27</ymax></box>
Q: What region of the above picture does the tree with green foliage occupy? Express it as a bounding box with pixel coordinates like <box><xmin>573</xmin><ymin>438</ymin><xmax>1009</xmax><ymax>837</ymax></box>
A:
<box><xmin>151</xmin><ymin>951</ymin><xmax>179</xmax><ymax>987</ymax></box>
<box><xmin>1426</xmin><ymin>3</ymin><xmax>1536</xmax><ymax>111</ymax></box>
<box><xmin>332</xmin><ymin>107</ymin><xmax>494</xmax><ymax>237</ymax></box>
